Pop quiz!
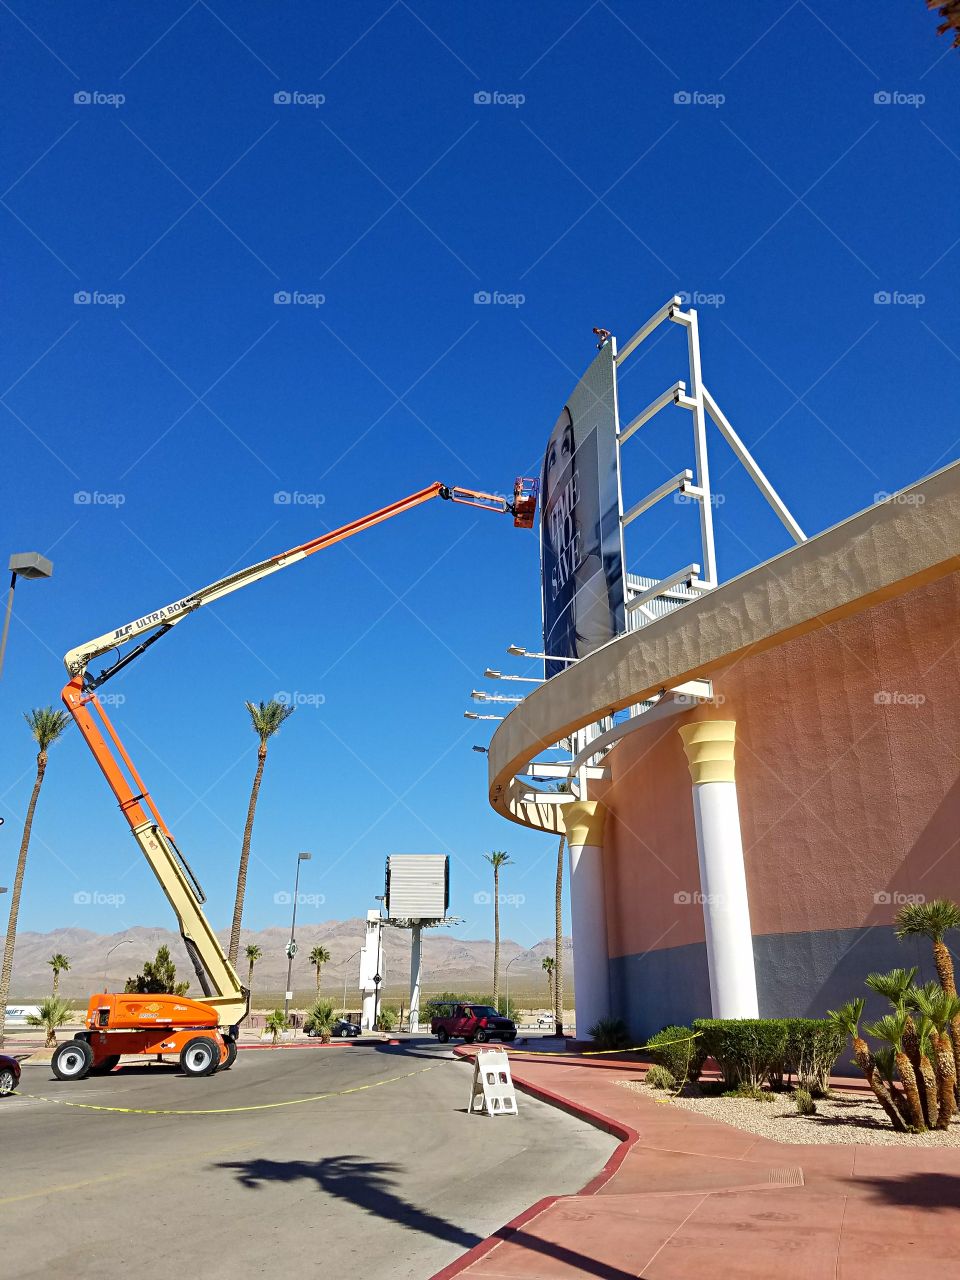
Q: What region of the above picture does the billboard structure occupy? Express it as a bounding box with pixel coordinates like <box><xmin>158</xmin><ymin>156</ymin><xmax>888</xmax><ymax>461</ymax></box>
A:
<box><xmin>382</xmin><ymin>853</ymin><xmax>451</xmax><ymax>1032</ymax></box>
<box><xmin>540</xmin><ymin>343</ymin><xmax>627</xmax><ymax>679</ymax></box>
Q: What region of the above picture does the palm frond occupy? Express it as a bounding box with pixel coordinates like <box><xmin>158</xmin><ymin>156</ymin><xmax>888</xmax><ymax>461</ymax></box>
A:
<box><xmin>895</xmin><ymin>899</ymin><xmax>960</xmax><ymax>942</ymax></box>
<box><xmin>245</xmin><ymin>699</ymin><xmax>296</xmax><ymax>741</ymax></box>
<box><xmin>24</xmin><ymin>707</ymin><xmax>71</xmax><ymax>751</ymax></box>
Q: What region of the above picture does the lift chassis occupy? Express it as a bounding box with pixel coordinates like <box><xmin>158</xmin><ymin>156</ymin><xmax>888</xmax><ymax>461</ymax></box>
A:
<box><xmin>54</xmin><ymin>477</ymin><xmax>537</xmax><ymax>1081</ymax></box>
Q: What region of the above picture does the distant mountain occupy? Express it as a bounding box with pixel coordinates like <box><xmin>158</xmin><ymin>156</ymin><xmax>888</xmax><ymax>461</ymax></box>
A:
<box><xmin>8</xmin><ymin>920</ymin><xmax>574</xmax><ymax>1005</ymax></box>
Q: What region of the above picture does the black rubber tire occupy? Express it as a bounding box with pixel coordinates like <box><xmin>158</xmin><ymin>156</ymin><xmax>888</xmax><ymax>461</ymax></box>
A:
<box><xmin>503</xmin><ymin>1035</ymin><xmax>516</xmax><ymax>1043</ymax></box>
<box><xmin>52</xmin><ymin>1039</ymin><xmax>94</xmax><ymax>1081</ymax></box>
<box><xmin>436</xmin><ymin>1028</ymin><xmax>449</xmax><ymax>1043</ymax></box>
<box><xmin>219</xmin><ymin>1039</ymin><xmax>238</xmax><ymax>1071</ymax></box>
<box><xmin>179</xmin><ymin>1036</ymin><xmax>220</xmax><ymax>1077</ymax></box>
<box><xmin>474</xmin><ymin>1029</ymin><xmax>488</xmax><ymax>1043</ymax></box>
<box><xmin>0</xmin><ymin>1067</ymin><xmax>16</xmax><ymax>1096</ymax></box>
<box><xmin>89</xmin><ymin>1054</ymin><xmax>121</xmax><ymax>1075</ymax></box>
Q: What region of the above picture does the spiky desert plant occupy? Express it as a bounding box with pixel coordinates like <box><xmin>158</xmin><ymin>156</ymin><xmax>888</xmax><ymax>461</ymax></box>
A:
<box><xmin>26</xmin><ymin>996</ymin><xmax>72</xmax><ymax>1048</ymax></box>
<box><xmin>896</xmin><ymin>898</ymin><xmax>960</xmax><ymax>1081</ymax></box>
<box><xmin>865</xmin><ymin>1011</ymin><xmax>927</xmax><ymax>1131</ymax></box>
<box><xmin>828</xmin><ymin>999</ymin><xmax>906</xmax><ymax>1131</ymax></box>
<box><xmin>911</xmin><ymin>985</ymin><xmax>960</xmax><ymax>1130</ymax></box>
<box><xmin>228</xmin><ymin>699</ymin><xmax>296</xmax><ymax>966</ymax></box>
<box><xmin>866</xmin><ymin>967</ymin><xmax>935</xmax><ymax>1126</ymax></box>
<box><xmin>0</xmin><ymin>707</ymin><xmax>72</xmax><ymax>1049</ymax></box>
<box><xmin>265</xmin><ymin>1008</ymin><xmax>288</xmax><ymax>1046</ymax></box>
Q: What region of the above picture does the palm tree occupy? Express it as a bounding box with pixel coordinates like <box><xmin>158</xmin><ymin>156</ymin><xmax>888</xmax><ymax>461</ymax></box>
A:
<box><xmin>228</xmin><ymin>699</ymin><xmax>296</xmax><ymax>966</ymax></box>
<box><xmin>554</xmin><ymin>834</ymin><xmax>565</xmax><ymax>1035</ymax></box>
<box><xmin>895</xmin><ymin>898</ymin><xmax>960</xmax><ymax>1079</ymax></box>
<box><xmin>911</xmin><ymin>984</ymin><xmax>960</xmax><ymax>1130</ymax></box>
<box><xmin>928</xmin><ymin>1</ymin><xmax>960</xmax><ymax>49</ymax></box>
<box><xmin>483</xmin><ymin>851</ymin><xmax>512</xmax><ymax>1007</ymax></box>
<box><xmin>304</xmin><ymin>997</ymin><xmax>335</xmax><ymax>1043</ymax></box>
<box><xmin>265</xmin><ymin>1008</ymin><xmax>288</xmax><ymax>1046</ymax></box>
<box><xmin>0</xmin><ymin>707</ymin><xmax>71</xmax><ymax>1049</ymax></box>
<box><xmin>48</xmin><ymin>953</ymin><xmax>70</xmax><ymax>998</ymax></box>
<box><xmin>542</xmin><ymin>955</ymin><xmax>555</xmax><ymax>1008</ymax></box>
<box><xmin>864</xmin><ymin>1011</ymin><xmax>927</xmax><ymax>1131</ymax></box>
<box><xmin>27</xmin><ymin>996</ymin><xmax>72</xmax><ymax>1048</ymax></box>
<box><xmin>245</xmin><ymin>944</ymin><xmax>262</xmax><ymax>1001</ymax></box>
<box><xmin>827</xmin><ymin>999</ymin><xmax>907</xmax><ymax>1131</ymax></box>
<box><xmin>310</xmin><ymin>945</ymin><xmax>330</xmax><ymax>996</ymax></box>
<box><xmin>866</xmin><ymin>967</ymin><xmax>936</xmax><ymax>1126</ymax></box>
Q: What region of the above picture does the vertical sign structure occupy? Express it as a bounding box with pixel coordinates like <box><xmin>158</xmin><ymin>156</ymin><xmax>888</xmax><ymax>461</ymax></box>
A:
<box><xmin>540</xmin><ymin>344</ymin><xmax>626</xmax><ymax>678</ymax></box>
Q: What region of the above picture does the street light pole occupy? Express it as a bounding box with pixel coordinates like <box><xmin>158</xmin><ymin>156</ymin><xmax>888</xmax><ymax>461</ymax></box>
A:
<box><xmin>0</xmin><ymin>553</ymin><xmax>54</xmax><ymax>680</ymax></box>
<box><xmin>504</xmin><ymin>953</ymin><xmax>523</xmax><ymax>1018</ymax></box>
<box><xmin>373</xmin><ymin>894</ymin><xmax>386</xmax><ymax>1029</ymax></box>
<box><xmin>283</xmin><ymin>852</ymin><xmax>311</xmax><ymax>1021</ymax></box>
<box><xmin>342</xmin><ymin>948</ymin><xmax>361</xmax><ymax>1013</ymax></box>
<box><xmin>102</xmin><ymin>937</ymin><xmax>133</xmax><ymax>988</ymax></box>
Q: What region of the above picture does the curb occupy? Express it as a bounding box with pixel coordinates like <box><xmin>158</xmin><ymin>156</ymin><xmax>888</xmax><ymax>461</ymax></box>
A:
<box><xmin>427</xmin><ymin>1048</ymin><xmax>640</xmax><ymax>1279</ymax></box>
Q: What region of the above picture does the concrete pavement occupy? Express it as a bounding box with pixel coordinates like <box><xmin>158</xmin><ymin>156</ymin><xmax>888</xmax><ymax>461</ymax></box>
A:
<box><xmin>1</xmin><ymin>1039</ymin><xmax>615</xmax><ymax>1279</ymax></box>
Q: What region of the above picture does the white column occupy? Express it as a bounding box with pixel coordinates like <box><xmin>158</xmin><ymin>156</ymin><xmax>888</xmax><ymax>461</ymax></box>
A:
<box><xmin>564</xmin><ymin>801</ymin><xmax>610</xmax><ymax>1039</ymax></box>
<box><xmin>409</xmin><ymin>922</ymin><xmax>422</xmax><ymax>1033</ymax></box>
<box><xmin>678</xmin><ymin>721</ymin><xmax>758</xmax><ymax>1018</ymax></box>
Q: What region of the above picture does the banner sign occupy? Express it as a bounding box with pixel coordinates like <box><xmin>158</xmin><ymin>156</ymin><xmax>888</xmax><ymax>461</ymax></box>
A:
<box><xmin>540</xmin><ymin>345</ymin><xmax>626</xmax><ymax>678</ymax></box>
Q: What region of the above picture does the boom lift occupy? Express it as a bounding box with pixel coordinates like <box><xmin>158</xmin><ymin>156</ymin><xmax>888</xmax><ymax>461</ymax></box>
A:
<box><xmin>52</xmin><ymin>477</ymin><xmax>538</xmax><ymax>1082</ymax></box>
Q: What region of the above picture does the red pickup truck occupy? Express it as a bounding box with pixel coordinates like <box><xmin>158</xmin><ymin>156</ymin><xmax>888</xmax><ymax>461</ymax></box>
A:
<box><xmin>431</xmin><ymin>1002</ymin><xmax>517</xmax><ymax>1044</ymax></box>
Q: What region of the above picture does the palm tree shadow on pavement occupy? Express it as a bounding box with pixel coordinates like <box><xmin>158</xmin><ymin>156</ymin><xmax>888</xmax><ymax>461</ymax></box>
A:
<box><xmin>216</xmin><ymin>1154</ymin><xmax>639</xmax><ymax>1280</ymax></box>
<box><xmin>859</xmin><ymin>1172</ymin><xmax>960</xmax><ymax>1209</ymax></box>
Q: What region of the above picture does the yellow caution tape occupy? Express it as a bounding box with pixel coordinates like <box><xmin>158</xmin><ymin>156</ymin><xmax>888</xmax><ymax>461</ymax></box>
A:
<box><xmin>13</xmin><ymin>1063</ymin><xmax>435</xmax><ymax>1116</ymax></box>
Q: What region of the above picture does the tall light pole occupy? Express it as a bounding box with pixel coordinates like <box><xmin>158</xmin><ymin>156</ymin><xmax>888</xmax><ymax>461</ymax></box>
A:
<box><xmin>373</xmin><ymin>894</ymin><xmax>385</xmax><ymax>1029</ymax></box>
<box><xmin>0</xmin><ymin>553</ymin><xmax>53</xmax><ymax>680</ymax></box>
<box><xmin>283</xmin><ymin>851</ymin><xmax>311</xmax><ymax>1020</ymax></box>
<box><xmin>102</xmin><ymin>937</ymin><xmax>132</xmax><ymax>988</ymax></box>
<box><xmin>504</xmin><ymin>952</ymin><xmax>523</xmax><ymax>1017</ymax></box>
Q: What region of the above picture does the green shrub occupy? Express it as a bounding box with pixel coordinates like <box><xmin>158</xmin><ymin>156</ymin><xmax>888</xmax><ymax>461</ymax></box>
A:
<box><xmin>793</xmin><ymin>1087</ymin><xmax>817</xmax><ymax>1115</ymax></box>
<box><xmin>693</xmin><ymin>1018</ymin><xmax>789</xmax><ymax>1089</ymax></box>
<box><xmin>647</xmin><ymin>1025</ymin><xmax>705</xmax><ymax>1086</ymax></box>
<box><xmin>304</xmin><ymin>997</ymin><xmax>336</xmax><ymax>1042</ymax></box>
<box><xmin>722</xmin><ymin>1082</ymin><xmax>775</xmax><ymax>1102</ymax></box>
<box><xmin>644</xmin><ymin>1064</ymin><xmax>676</xmax><ymax>1090</ymax></box>
<box><xmin>376</xmin><ymin>1004</ymin><xmax>398</xmax><ymax>1031</ymax></box>
<box><xmin>587</xmin><ymin>1016</ymin><xmax>631</xmax><ymax>1050</ymax></box>
<box><xmin>782</xmin><ymin>1018</ymin><xmax>845</xmax><ymax>1095</ymax></box>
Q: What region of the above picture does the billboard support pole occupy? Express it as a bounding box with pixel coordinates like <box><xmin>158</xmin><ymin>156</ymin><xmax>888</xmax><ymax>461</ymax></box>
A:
<box><xmin>673</xmin><ymin>307</ymin><xmax>718</xmax><ymax>588</ymax></box>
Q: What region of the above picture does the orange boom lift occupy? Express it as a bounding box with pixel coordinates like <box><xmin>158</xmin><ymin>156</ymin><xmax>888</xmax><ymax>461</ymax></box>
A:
<box><xmin>53</xmin><ymin>477</ymin><xmax>538</xmax><ymax>1081</ymax></box>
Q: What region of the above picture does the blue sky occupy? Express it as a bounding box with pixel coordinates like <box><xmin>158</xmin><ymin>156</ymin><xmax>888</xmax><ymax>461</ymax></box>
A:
<box><xmin>2</xmin><ymin>2</ymin><xmax>959</xmax><ymax>952</ymax></box>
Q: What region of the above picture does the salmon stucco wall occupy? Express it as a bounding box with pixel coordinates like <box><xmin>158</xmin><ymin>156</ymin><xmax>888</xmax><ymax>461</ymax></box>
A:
<box><xmin>601</xmin><ymin>569</ymin><xmax>960</xmax><ymax>1036</ymax></box>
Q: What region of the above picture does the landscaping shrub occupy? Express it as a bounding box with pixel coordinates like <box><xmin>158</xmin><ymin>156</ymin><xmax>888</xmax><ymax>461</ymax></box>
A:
<box><xmin>647</xmin><ymin>1024</ymin><xmax>705</xmax><ymax>1086</ymax></box>
<box><xmin>644</xmin><ymin>1064</ymin><xmax>676</xmax><ymax>1090</ymax></box>
<box><xmin>376</xmin><ymin>1004</ymin><xmax>398</xmax><ymax>1031</ymax></box>
<box><xmin>587</xmin><ymin>1016</ymin><xmax>631</xmax><ymax>1051</ymax></box>
<box><xmin>793</xmin><ymin>1088</ymin><xmax>817</xmax><ymax>1115</ymax></box>
<box><xmin>783</xmin><ymin>1018</ymin><xmax>845</xmax><ymax>1095</ymax></box>
<box><xmin>722</xmin><ymin>1082</ymin><xmax>776</xmax><ymax>1102</ymax></box>
<box><xmin>693</xmin><ymin>1018</ymin><xmax>788</xmax><ymax>1089</ymax></box>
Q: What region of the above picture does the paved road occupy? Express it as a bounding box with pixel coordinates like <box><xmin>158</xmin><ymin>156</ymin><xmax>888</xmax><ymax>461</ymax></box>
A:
<box><xmin>2</xmin><ymin>1039</ymin><xmax>615</xmax><ymax>1279</ymax></box>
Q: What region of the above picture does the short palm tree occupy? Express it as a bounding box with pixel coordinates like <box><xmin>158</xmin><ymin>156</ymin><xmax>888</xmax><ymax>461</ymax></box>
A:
<box><xmin>866</xmin><ymin>967</ymin><xmax>936</xmax><ymax>1126</ymax></box>
<box><xmin>911</xmin><ymin>985</ymin><xmax>960</xmax><ymax>1130</ymax></box>
<box><xmin>265</xmin><ymin>1008</ymin><xmax>288</xmax><ymax>1046</ymax></box>
<box><xmin>828</xmin><ymin>998</ymin><xmax>906</xmax><ymax>1131</ymax></box>
<box><xmin>0</xmin><ymin>707</ymin><xmax>71</xmax><ymax>1049</ymax></box>
<box><xmin>310</xmin><ymin>945</ymin><xmax>330</xmax><ymax>996</ymax></box>
<box><xmin>895</xmin><ymin>898</ymin><xmax>960</xmax><ymax>1079</ymax></box>
<box><xmin>542</xmin><ymin>956</ymin><xmax>555</xmax><ymax>1008</ymax></box>
<box><xmin>245</xmin><ymin>944</ymin><xmax>262</xmax><ymax>1001</ymax></box>
<box><xmin>228</xmin><ymin>699</ymin><xmax>296</xmax><ymax>966</ymax></box>
<box><xmin>483</xmin><ymin>851</ymin><xmax>512</xmax><ymax>1007</ymax></box>
<box><xmin>304</xmin><ymin>997</ymin><xmax>335</xmax><ymax>1043</ymax></box>
<box><xmin>27</xmin><ymin>996</ymin><xmax>72</xmax><ymax>1048</ymax></box>
<box><xmin>864</xmin><ymin>1010</ymin><xmax>927</xmax><ymax>1131</ymax></box>
<box><xmin>48</xmin><ymin>952</ymin><xmax>71</xmax><ymax>997</ymax></box>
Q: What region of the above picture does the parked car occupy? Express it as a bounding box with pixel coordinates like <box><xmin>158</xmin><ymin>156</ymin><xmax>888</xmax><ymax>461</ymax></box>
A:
<box><xmin>332</xmin><ymin>1019</ymin><xmax>361</xmax><ymax>1038</ymax></box>
<box><xmin>0</xmin><ymin>1054</ymin><xmax>22</xmax><ymax>1097</ymax></box>
<box><xmin>431</xmin><ymin>1002</ymin><xmax>516</xmax><ymax>1044</ymax></box>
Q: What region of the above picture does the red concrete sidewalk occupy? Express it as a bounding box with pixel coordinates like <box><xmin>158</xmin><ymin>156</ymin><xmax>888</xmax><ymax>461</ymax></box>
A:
<box><xmin>433</xmin><ymin>1052</ymin><xmax>960</xmax><ymax>1280</ymax></box>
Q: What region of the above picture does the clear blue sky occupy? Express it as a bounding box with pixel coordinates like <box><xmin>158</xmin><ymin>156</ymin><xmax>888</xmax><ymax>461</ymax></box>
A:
<box><xmin>2</xmin><ymin>2</ymin><xmax>958</xmax><ymax>952</ymax></box>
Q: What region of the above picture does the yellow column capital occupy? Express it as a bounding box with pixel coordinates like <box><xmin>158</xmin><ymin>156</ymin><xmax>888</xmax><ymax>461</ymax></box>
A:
<box><xmin>562</xmin><ymin>800</ymin><xmax>607</xmax><ymax>847</ymax></box>
<box><xmin>678</xmin><ymin>720</ymin><xmax>737</xmax><ymax>784</ymax></box>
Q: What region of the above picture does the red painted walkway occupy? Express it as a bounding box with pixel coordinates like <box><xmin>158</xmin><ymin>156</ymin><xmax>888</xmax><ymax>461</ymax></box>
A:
<box><xmin>434</xmin><ymin>1052</ymin><xmax>960</xmax><ymax>1280</ymax></box>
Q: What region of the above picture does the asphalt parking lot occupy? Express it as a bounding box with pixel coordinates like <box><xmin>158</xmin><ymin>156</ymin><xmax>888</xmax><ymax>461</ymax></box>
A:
<box><xmin>1</xmin><ymin>1038</ymin><xmax>616</xmax><ymax>1279</ymax></box>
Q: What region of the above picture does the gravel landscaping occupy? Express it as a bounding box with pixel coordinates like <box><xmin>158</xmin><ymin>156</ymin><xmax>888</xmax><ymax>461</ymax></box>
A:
<box><xmin>617</xmin><ymin>1078</ymin><xmax>960</xmax><ymax>1146</ymax></box>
